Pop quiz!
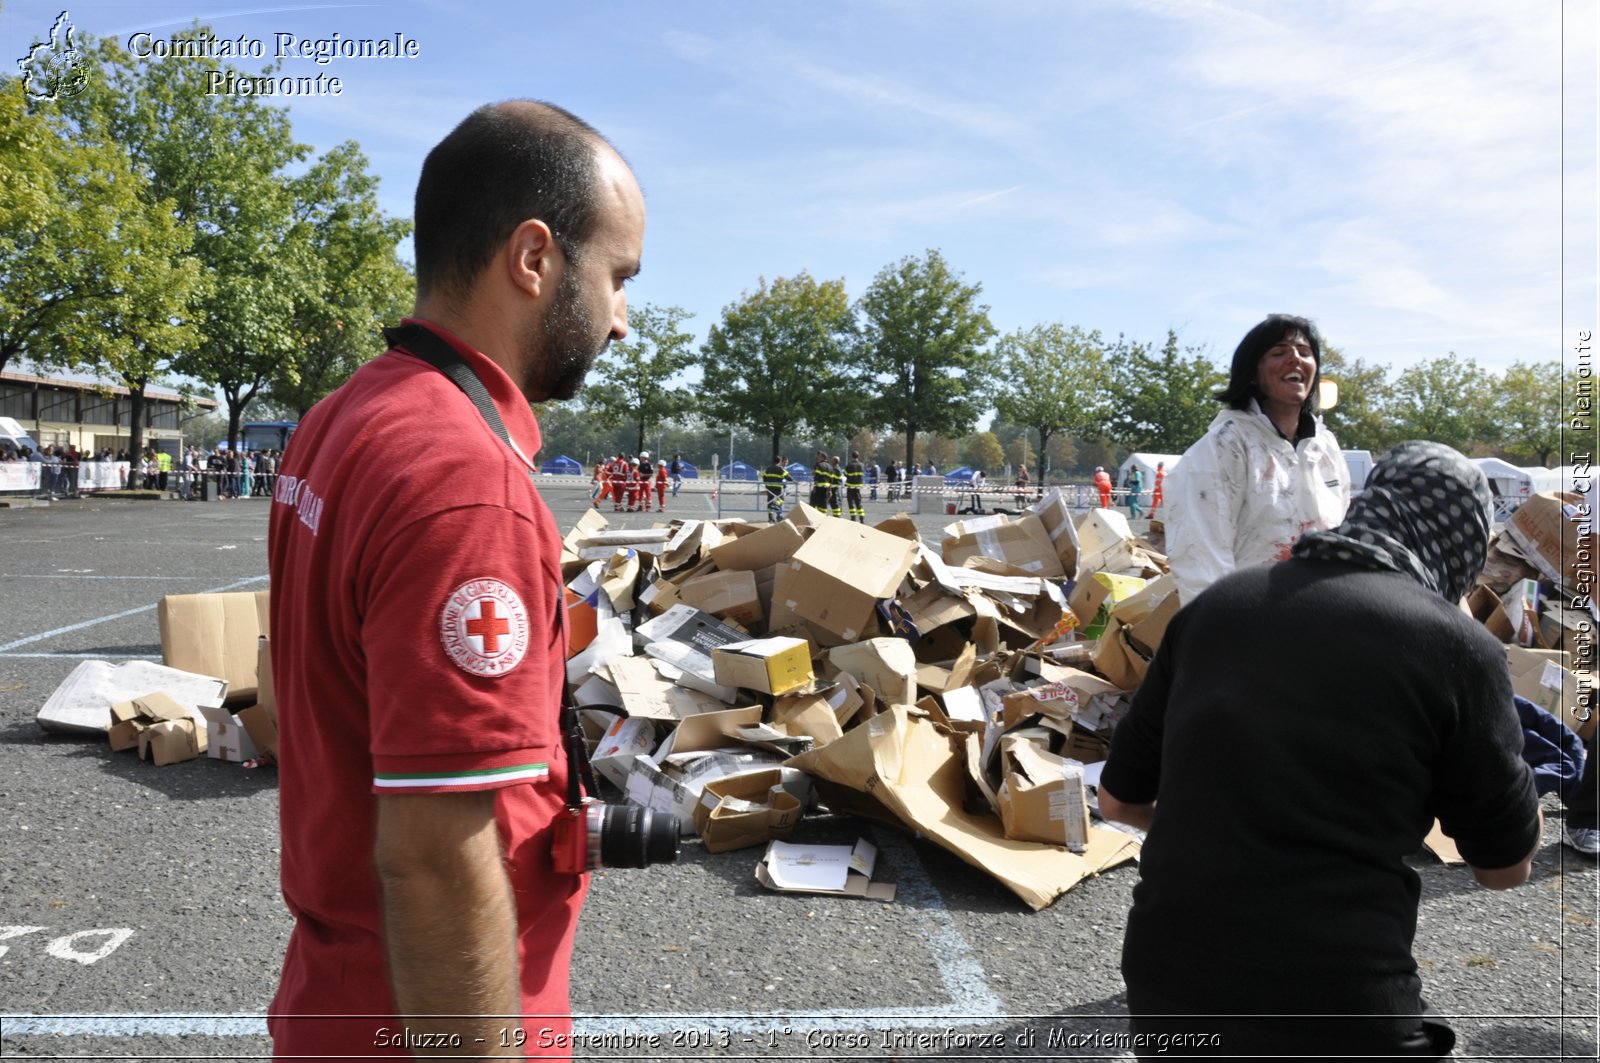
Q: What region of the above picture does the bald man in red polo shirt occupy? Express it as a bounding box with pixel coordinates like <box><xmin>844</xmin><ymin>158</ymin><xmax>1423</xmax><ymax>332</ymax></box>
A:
<box><xmin>267</xmin><ymin>101</ymin><xmax>645</xmax><ymax>1059</ymax></box>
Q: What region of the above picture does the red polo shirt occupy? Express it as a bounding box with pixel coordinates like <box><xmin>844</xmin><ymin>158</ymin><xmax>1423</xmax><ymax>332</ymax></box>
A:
<box><xmin>267</xmin><ymin>320</ymin><xmax>582</xmax><ymax>1058</ymax></box>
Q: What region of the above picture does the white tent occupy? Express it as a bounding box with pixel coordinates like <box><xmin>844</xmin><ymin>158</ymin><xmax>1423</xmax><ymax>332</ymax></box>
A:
<box><xmin>1471</xmin><ymin>458</ymin><xmax>1565</xmax><ymax>522</ymax></box>
<box><xmin>1117</xmin><ymin>453</ymin><xmax>1182</xmax><ymax>510</ymax></box>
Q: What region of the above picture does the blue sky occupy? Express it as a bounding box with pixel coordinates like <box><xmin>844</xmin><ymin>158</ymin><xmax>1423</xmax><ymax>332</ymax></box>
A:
<box><xmin>5</xmin><ymin>0</ymin><xmax>1596</xmax><ymax>383</ymax></box>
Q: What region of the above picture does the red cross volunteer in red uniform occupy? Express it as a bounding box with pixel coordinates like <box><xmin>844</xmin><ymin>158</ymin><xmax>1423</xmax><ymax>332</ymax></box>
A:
<box><xmin>267</xmin><ymin>101</ymin><xmax>645</xmax><ymax>1059</ymax></box>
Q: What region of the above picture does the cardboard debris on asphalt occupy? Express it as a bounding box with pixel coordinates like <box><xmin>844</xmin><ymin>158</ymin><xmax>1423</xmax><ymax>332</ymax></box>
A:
<box><xmin>34</xmin><ymin>487</ymin><xmax>1595</xmax><ymax>908</ymax></box>
<box><xmin>556</xmin><ymin>488</ymin><xmax>1165</xmax><ymax>910</ymax></box>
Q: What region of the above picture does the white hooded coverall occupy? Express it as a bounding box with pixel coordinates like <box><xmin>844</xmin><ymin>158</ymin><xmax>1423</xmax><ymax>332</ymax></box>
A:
<box><xmin>1164</xmin><ymin>400</ymin><xmax>1350</xmax><ymax>605</ymax></box>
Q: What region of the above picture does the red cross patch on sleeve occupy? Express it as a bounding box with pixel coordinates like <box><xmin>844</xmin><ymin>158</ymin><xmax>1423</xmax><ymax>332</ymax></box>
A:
<box><xmin>439</xmin><ymin>578</ymin><xmax>531</xmax><ymax>677</ymax></box>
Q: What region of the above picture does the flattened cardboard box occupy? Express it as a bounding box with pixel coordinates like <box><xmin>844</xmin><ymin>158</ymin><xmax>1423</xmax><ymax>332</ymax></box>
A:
<box><xmin>159</xmin><ymin>590</ymin><xmax>270</xmax><ymax>704</ymax></box>
<box><xmin>787</xmin><ymin>703</ymin><xmax>1139</xmax><ymax>910</ymax></box>
<box><xmin>1505</xmin><ymin>492</ymin><xmax>1595</xmax><ymax>592</ymax></box>
<box><xmin>1505</xmin><ymin>644</ymin><xmax>1597</xmax><ymax>741</ymax></box>
<box><xmin>942</xmin><ymin>513</ymin><xmax>1065</xmax><ymax>578</ymax></box>
<box><xmin>756</xmin><ymin>837</ymin><xmax>895</xmax><ymax>901</ymax></box>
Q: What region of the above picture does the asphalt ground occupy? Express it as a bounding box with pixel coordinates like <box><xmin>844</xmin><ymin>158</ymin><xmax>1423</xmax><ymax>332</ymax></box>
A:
<box><xmin>0</xmin><ymin>482</ymin><xmax>1597</xmax><ymax>1061</ymax></box>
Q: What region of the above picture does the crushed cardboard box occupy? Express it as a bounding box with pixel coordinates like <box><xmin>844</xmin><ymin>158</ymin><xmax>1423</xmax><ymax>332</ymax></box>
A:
<box><xmin>109</xmin><ymin>693</ymin><xmax>208</xmax><ymax>765</ymax></box>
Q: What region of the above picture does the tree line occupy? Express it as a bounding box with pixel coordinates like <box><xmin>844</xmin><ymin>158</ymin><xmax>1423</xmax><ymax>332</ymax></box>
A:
<box><xmin>2</xmin><ymin>25</ymin><xmax>410</xmax><ymax>484</ymax></box>
<box><xmin>2</xmin><ymin>25</ymin><xmax>1563</xmax><ymax>484</ymax></box>
<box><xmin>566</xmin><ymin>276</ymin><xmax>1565</xmax><ymax>478</ymax></box>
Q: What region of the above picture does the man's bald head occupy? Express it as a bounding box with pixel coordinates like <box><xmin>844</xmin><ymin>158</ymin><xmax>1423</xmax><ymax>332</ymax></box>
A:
<box><xmin>413</xmin><ymin>100</ymin><xmax>618</xmax><ymax>303</ymax></box>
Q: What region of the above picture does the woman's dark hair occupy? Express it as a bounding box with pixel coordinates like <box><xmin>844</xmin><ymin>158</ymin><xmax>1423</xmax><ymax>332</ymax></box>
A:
<box><xmin>413</xmin><ymin>100</ymin><xmax>610</xmax><ymax>303</ymax></box>
<box><xmin>1214</xmin><ymin>313</ymin><xmax>1323</xmax><ymax>413</ymax></box>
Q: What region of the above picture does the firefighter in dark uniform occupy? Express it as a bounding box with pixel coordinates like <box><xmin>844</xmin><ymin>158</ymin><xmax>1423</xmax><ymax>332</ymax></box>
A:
<box><xmin>844</xmin><ymin>451</ymin><xmax>866</xmax><ymax>523</ymax></box>
<box><xmin>761</xmin><ymin>455</ymin><xmax>791</xmax><ymax>523</ymax></box>
<box><xmin>809</xmin><ymin>450</ymin><xmax>830</xmax><ymax>510</ymax></box>
<box><xmin>827</xmin><ymin>455</ymin><xmax>844</xmax><ymax>517</ymax></box>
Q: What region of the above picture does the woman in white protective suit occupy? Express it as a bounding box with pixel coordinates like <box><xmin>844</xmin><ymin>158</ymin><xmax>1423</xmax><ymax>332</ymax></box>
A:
<box><xmin>1164</xmin><ymin>314</ymin><xmax>1350</xmax><ymax>605</ymax></box>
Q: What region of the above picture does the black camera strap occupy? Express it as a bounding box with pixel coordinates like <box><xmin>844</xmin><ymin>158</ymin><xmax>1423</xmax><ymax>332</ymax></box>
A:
<box><xmin>381</xmin><ymin>322</ymin><xmax>598</xmax><ymax>808</ymax></box>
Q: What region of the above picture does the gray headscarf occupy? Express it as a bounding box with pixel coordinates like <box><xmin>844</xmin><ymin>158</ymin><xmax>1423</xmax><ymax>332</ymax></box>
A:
<box><xmin>1291</xmin><ymin>440</ymin><xmax>1493</xmax><ymax>602</ymax></box>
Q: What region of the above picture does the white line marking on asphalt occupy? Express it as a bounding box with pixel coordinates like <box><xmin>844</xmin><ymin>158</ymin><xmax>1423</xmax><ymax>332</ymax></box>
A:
<box><xmin>1</xmin><ymin>831</ymin><xmax>1005</xmax><ymax>1040</ymax></box>
<box><xmin>0</xmin><ymin>653</ymin><xmax>159</xmax><ymax>660</ymax></box>
<box><xmin>3</xmin><ymin>832</ymin><xmax>998</xmax><ymax>1037</ymax></box>
<box><xmin>3</xmin><ymin>575</ymin><xmax>215</xmax><ymax>580</ymax></box>
<box><xmin>0</xmin><ymin>574</ymin><xmax>267</xmax><ymax>653</ymax></box>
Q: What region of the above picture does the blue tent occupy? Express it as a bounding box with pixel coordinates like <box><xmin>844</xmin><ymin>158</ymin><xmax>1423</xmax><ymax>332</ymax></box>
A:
<box><xmin>540</xmin><ymin>454</ymin><xmax>582</xmax><ymax>476</ymax></box>
<box><xmin>721</xmin><ymin>460</ymin><xmax>759</xmax><ymax>481</ymax></box>
<box><xmin>676</xmin><ymin>460</ymin><xmax>699</xmax><ymax>479</ymax></box>
<box><xmin>943</xmin><ymin>466</ymin><xmax>975</xmax><ymax>485</ymax></box>
<box><xmin>786</xmin><ymin>462</ymin><xmax>812</xmax><ymax>483</ymax></box>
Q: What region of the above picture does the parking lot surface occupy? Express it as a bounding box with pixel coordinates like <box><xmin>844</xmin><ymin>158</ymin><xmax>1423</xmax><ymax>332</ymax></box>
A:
<box><xmin>1</xmin><ymin>490</ymin><xmax>1596</xmax><ymax>1059</ymax></box>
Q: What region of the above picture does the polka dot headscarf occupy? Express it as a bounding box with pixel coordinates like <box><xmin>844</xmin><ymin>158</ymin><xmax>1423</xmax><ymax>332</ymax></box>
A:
<box><xmin>1291</xmin><ymin>440</ymin><xmax>1493</xmax><ymax>603</ymax></box>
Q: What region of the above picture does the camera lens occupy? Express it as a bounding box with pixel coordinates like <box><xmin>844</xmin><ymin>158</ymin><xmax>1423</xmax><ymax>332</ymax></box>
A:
<box><xmin>594</xmin><ymin>803</ymin><xmax>680</xmax><ymax>868</ymax></box>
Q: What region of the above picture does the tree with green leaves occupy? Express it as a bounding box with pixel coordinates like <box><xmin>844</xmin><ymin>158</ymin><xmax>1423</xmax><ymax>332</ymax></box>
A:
<box><xmin>963</xmin><ymin>431</ymin><xmax>1004</xmax><ymax>472</ymax></box>
<box><xmin>582</xmin><ymin>305</ymin><xmax>697</xmax><ymax>453</ymax></box>
<box><xmin>0</xmin><ymin>78</ymin><xmax>204</xmax><ymax>390</ymax></box>
<box><xmin>37</xmin><ymin>29</ymin><xmax>306</xmax><ymax>467</ymax></box>
<box><xmin>1386</xmin><ymin>352</ymin><xmax>1497</xmax><ymax>454</ymax></box>
<box><xmin>62</xmin><ymin>29</ymin><xmax>322</xmax><ymax>455</ymax></box>
<box><xmin>992</xmin><ymin>323</ymin><xmax>1108</xmax><ymax>466</ymax></box>
<box><xmin>698</xmin><ymin>274</ymin><xmax>861</xmax><ymax>459</ymax></box>
<box><xmin>1318</xmin><ymin>345</ymin><xmax>1394</xmax><ymax>452</ymax></box>
<box><xmin>1104</xmin><ymin>329</ymin><xmax>1225</xmax><ymax>454</ymax></box>
<box><xmin>1497</xmin><ymin>360</ymin><xmax>1562</xmax><ymax>466</ymax></box>
<box><xmin>272</xmin><ymin>143</ymin><xmax>413</xmax><ymax>418</ymax></box>
<box><xmin>857</xmin><ymin>250</ymin><xmax>996</xmax><ymax>471</ymax></box>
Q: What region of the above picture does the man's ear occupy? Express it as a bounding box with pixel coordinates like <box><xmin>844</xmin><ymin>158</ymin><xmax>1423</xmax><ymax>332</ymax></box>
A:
<box><xmin>505</xmin><ymin>219</ymin><xmax>559</xmax><ymax>300</ymax></box>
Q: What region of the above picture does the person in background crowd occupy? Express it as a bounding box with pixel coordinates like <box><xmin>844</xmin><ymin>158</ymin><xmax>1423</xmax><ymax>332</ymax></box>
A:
<box><xmin>968</xmin><ymin>468</ymin><xmax>986</xmax><ymax>514</ymax></box>
<box><xmin>1092</xmin><ymin>465</ymin><xmax>1112</xmax><ymax>508</ymax></box>
<box><xmin>155</xmin><ymin>447</ymin><xmax>172</xmax><ymax>491</ymax></box>
<box><xmin>669</xmin><ymin>452</ymin><xmax>683</xmax><ymax>497</ymax></box>
<box><xmin>1126</xmin><ymin>465</ymin><xmax>1144</xmax><ymax>520</ymax></box>
<box><xmin>596</xmin><ymin>452</ymin><xmax>618</xmax><ymax>510</ymax></box>
<box><xmin>885</xmin><ymin>459</ymin><xmax>900</xmax><ymax>503</ymax></box>
<box><xmin>1100</xmin><ymin>442</ymin><xmax>1540</xmax><ymax>1061</ymax></box>
<box><xmin>1163</xmin><ymin>313</ymin><xmax>1348</xmax><ymax>606</ymax></box>
<box><xmin>809</xmin><ymin>450</ymin><xmax>830</xmax><ymax>511</ymax></box>
<box><xmin>1150</xmin><ymin>460</ymin><xmax>1166</xmax><ymax>514</ymax></box>
<box><xmin>844</xmin><ymin>451</ymin><xmax>866</xmax><ymax>522</ymax></box>
<box><xmin>654</xmin><ymin>457</ymin><xmax>669</xmax><ymax>512</ymax></box>
<box><xmin>761</xmin><ymin>454</ymin><xmax>790</xmax><ymax>523</ymax></box>
<box><xmin>240</xmin><ymin>450</ymin><xmax>254</xmax><ymax>499</ymax></box>
<box><xmin>267</xmin><ymin>98</ymin><xmax>645</xmax><ymax>1058</ymax></box>
<box><xmin>206</xmin><ymin>448</ymin><xmax>225</xmax><ymax>499</ymax></box>
<box><xmin>867</xmin><ymin>459</ymin><xmax>880</xmax><ymax>502</ymax></box>
<box><xmin>62</xmin><ymin>444</ymin><xmax>79</xmax><ymax>498</ymax></box>
<box><xmin>1014</xmin><ymin>464</ymin><xmax>1030</xmax><ymax>506</ymax></box>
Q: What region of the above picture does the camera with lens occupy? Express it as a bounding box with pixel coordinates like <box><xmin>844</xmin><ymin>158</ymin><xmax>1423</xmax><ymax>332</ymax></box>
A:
<box><xmin>550</xmin><ymin>701</ymin><xmax>679</xmax><ymax>874</ymax></box>
<box><xmin>551</xmin><ymin>796</ymin><xmax>679</xmax><ymax>874</ymax></box>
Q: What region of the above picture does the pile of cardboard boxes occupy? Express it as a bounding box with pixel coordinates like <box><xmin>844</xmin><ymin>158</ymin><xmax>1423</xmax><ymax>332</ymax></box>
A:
<box><xmin>1467</xmin><ymin>491</ymin><xmax>1597</xmax><ymax>744</ymax></box>
<box><xmin>561</xmin><ymin>488</ymin><xmax>1178</xmax><ymax>909</ymax></box>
